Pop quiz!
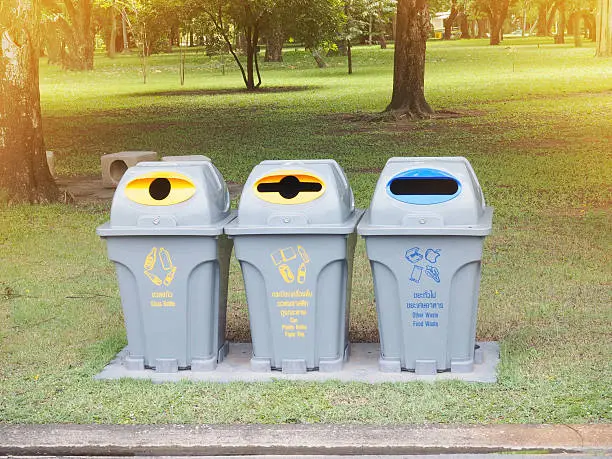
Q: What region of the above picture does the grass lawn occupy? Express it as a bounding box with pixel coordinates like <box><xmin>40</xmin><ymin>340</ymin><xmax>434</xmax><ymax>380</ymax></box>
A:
<box><xmin>0</xmin><ymin>37</ymin><xmax>611</xmax><ymax>424</ymax></box>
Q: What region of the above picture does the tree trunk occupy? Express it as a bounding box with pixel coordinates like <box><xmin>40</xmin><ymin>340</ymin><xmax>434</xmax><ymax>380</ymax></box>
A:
<box><xmin>245</xmin><ymin>27</ymin><xmax>255</xmax><ymax>90</ymax></box>
<box><xmin>459</xmin><ymin>12</ymin><xmax>470</xmax><ymax>38</ymax></box>
<box><xmin>108</xmin><ymin>6</ymin><xmax>117</xmax><ymax>58</ymax></box>
<box><xmin>59</xmin><ymin>0</ymin><xmax>94</xmax><ymax>70</ymax></box>
<box><xmin>489</xmin><ymin>0</ymin><xmax>510</xmax><ymax>46</ymax></box>
<box><xmin>264</xmin><ymin>24</ymin><xmax>284</xmax><ymax>62</ymax></box>
<box><xmin>392</xmin><ymin>13</ymin><xmax>397</xmax><ymax>40</ymax></box>
<box><xmin>43</xmin><ymin>21</ymin><xmax>62</xmax><ymax>64</ymax></box>
<box><xmin>537</xmin><ymin>2</ymin><xmax>548</xmax><ymax>35</ymax></box>
<box><xmin>380</xmin><ymin>33</ymin><xmax>387</xmax><ymax>48</ymax></box>
<box><xmin>555</xmin><ymin>0</ymin><xmax>566</xmax><ymax>43</ymax></box>
<box><xmin>311</xmin><ymin>48</ymin><xmax>327</xmax><ymax>68</ymax></box>
<box><xmin>476</xmin><ymin>18</ymin><xmax>486</xmax><ymax>38</ymax></box>
<box><xmin>347</xmin><ymin>39</ymin><xmax>352</xmax><ymax>74</ymax></box>
<box><xmin>385</xmin><ymin>0</ymin><xmax>433</xmax><ymax>118</ymax></box>
<box><xmin>444</xmin><ymin>0</ymin><xmax>459</xmax><ymax>39</ymax></box>
<box><xmin>379</xmin><ymin>5</ymin><xmax>388</xmax><ymax>48</ymax></box>
<box><xmin>121</xmin><ymin>8</ymin><xmax>129</xmax><ymax>52</ymax></box>
<box><xmin>0</xmin><ymin>0</ymin><xmax>60</xmax><ymax>203</ymax></box>
<box><xmin>596</xmin><ymin>0</ymin><xmax>612</xmax><ymax>55</ymax></box>
<box><xmin>572</xmin><ymin>13</ymin><xmax>583</xmax><ymax>46</ymax></box>
<box><xmin>582</xmin><ymin>13</ymin><xmax>595</xmax><ymax>39</ymax></box>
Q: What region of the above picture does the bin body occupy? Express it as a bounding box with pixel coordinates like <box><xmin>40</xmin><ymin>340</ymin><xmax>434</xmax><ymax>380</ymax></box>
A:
<box><xmin>97</xmin><ymin>160</ymin><xmax>234</xmax><ymax>372</ymax></box>
<box><xmin>226</xmin><ymin>160</ymin><xmax>362</xmax><ymax>373</ymax></box>
<box><xmin>358</xmin><ymin>157</ymin><xmax>492</xmax><ymax>374</ymax></box>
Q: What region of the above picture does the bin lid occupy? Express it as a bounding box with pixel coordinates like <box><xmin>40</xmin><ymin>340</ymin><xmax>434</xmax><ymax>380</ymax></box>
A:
<box><xmin>358</xmin><ymin>157</ymin><xmax>492</xmax><ymax>236</ymax></box>
<box><xmin>225</xmin><ymin>159</ymin><xmax>363</xmax><ymax>235</ymax></box>
<box><xmin>97</xmin><ymin>160</ymin><xmax>234</xmax><ymax>237</ymax></box>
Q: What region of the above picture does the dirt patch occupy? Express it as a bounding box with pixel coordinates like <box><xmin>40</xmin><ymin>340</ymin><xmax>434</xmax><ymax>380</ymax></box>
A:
<box><xmin>57</xmin><ymin>175</ymin><xmax>243</xmax><ymax>204</ymax></box>
<box><xmin>326</xmin><ymin>109</ymin><xmax>485</xmax><ymax>135</ymax></box>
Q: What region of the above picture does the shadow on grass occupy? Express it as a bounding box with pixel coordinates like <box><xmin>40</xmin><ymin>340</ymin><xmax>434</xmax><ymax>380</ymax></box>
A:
<box><xmin>126</xmin><ymin>85</ymin><xmax>318</xmax><ymax>98</ymax></box>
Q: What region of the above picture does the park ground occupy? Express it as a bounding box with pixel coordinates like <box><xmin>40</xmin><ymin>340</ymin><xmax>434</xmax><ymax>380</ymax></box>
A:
<box><xmin>0</xmin><ymin>37</ymin><xmax>610</xmax><ymax>424</ymax></box>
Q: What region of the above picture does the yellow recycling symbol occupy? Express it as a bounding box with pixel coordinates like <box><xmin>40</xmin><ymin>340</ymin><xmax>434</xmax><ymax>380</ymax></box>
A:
<box><xmin>144</xmin><ymin>247</ymin><xmax>177</xmax><ymax>287</ymax></box>
<box><xmin>270</xmin><ymin>245</ymin><xmax>310</xmax><ymax>284</ymax></box>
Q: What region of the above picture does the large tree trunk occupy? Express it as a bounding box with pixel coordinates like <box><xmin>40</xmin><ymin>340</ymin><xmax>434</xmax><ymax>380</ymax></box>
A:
<box><xmin>108</xmin><ymin>6</ymin><xmax>117</xmax><ymax>58</ymax></box>
<box><xmin>121</xmin><ymin>8</ymin><xmax>129</xmax><ymax>52</ymax></box>
<box><xmin>555</xmin><ymin>0</ymin><xmax>566</xmax><ymax>43</ymax></box>
<box><xmin>385</xmin><ymin>0</ymin><xmax>433</xmax><ymax>118</ymax></box>
<box><xmin>58</xmin><ymin>0</ymin><xmax>94</xmax><ymax>70</ymax></box>
<box><xmin>444</xmin><ymin>0</ymin><xmax>459</xmax><ymax>39</ymax></box>
<box><xmin>459</xmin><ymin>12</ymin><xmax>470</xmax><ymax>38</ymax></box>
<box><xmin>489</xmin><ymin>0</ymin><xmax>510</xmax><ymax>46</ymax></box>
<box><xmin>571</xmin><ymin>13</ymin><xmax>583</xmax><ymax>46</ymax></box>
<box><xmin>264</xmin><ymin>24</ymin><xmax>284</xmax><ymax>62</ymax></box>
<box><xmin>597</xmin><ymin>0</ymin><xmax>612</xmax><ymax>55</ymax></box>
<box><xmin>537</xmin><ymin>2</ymin><xmax>549</xmax><ymax>35</ymax></box>
<box><xmin>476</xmin><ymin>18</ymin><xmax>487</xmax><ymax>38</ymax></box>
<box><xmin>0</xmin><ymin>0</ymin><xmax>60</xmax><ymax>203</ymax></box>
<box><xmin>43</xmin><ymin>20</ymin><xmax>62</xmax><ymax>64</ymax></box>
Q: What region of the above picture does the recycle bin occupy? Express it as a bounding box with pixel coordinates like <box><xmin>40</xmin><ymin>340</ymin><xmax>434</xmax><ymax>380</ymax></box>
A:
<box><xmin>357</xmin><ymin>157</ymin><xmax>492</xmax><ymax>374</ymax></box>
<box><xmin>225</xmin><ymin>160</ymin><xmax>363</xmax><ymax>373</ymax></box>
<box><xmin>97</xmin><ymin>160</ymin><xmax>235</xmax><ymax>372</ymax></box>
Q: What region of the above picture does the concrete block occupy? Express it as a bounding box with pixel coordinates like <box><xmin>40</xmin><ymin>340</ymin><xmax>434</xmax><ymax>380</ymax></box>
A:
<box><xmin>101</xmin><ymin>151</ymin><xmax>157</xmax><ymax>188</ymax></box>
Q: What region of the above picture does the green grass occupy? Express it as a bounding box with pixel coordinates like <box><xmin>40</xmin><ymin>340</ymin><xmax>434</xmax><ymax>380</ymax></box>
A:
<box><xmin>1</xmin><ymin>38</ymin><xmax>611</xmax><ymax>424</ymax></box>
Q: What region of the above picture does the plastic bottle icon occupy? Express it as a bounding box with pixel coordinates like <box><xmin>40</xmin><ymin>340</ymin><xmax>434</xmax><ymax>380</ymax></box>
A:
<box><xmin>159</xmin><ymin>248</ymin><xmax>173</xmax><ymax>271</ymax></box>
<box><xmin>297</xmin><ymin>262</ymin><xmax>307</xmax><ymax>284</ymax></box>
<box><xmin>297</xmin><ymin>246</ymin><xmax>310</xmax><ymax>263</ymax></box>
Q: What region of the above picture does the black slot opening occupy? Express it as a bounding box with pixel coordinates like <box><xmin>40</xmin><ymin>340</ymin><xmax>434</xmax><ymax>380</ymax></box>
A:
<box><xmin>149</xmin><ymin>178</ymin><xmax>172</xmax><ymax>200</ymax></box>
<box><xmin>257</xmin><ymin>175</ymin><xmax>322</xmax><ymax>199</ymax></box>
<box><xmin>389</xmin><ymin>178</ymin><xmax>459</xmax><ymax>196</ymax></box>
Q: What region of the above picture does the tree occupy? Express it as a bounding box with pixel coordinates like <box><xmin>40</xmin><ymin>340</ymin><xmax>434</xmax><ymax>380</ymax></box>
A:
<box><xmin>286</xmin><ymin>0</ymin><xmax>345</xmax><ymax>68</ymax></box>
<box><xmin>444</xmin><ymin>0</ymin><xmax>460</xmax><ymax>38</ymax></box>
<box><xmin>473</xmin><ymin>0</ymin><xmax>516</xmax><ymax>43</ymax></box>
<box><xmin>52</xmin><ymin>0</ymin><xmax>95</xmax><ymax>70</ymax></box>
<box><xmin>385</xmin><ymin>0</ymin><xmax>433</xmax><ymax>117</ymax></box>
<box><xmin>0</xmin><ymin>0</ymin><xmax>60</xmax><ymax>203</ymax></box>
<box><xmin>596</xmin><ymin>0</ymin><xmax>611</xmax><ymax>55</ymax></box>
<box><xmin>197</xmin><ymin>0</ymin><xmax>274</xmax><ymax>90</ymax></box>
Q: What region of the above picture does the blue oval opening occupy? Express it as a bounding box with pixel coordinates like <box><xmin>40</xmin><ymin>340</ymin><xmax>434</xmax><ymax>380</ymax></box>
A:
<box><xmin>386</xmin><ymin>168</ymin><xmax>461</xmax><ymax>205</ymax></box>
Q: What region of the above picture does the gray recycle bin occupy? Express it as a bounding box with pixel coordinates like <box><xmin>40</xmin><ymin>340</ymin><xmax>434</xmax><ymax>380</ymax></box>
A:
<box><xmin>97</xmin><ymin>160</ymin><xmax>235</xmax><ymax>373</ymax></box>
<box><xmin>225</xmin><ymin>160</ymin><xmax>363</xmax><ymax>373</ymax></box>
<box><xmin>357</xmin><ymin>157</ymin><xmax>492</xmax><ymax>374</ymax></box>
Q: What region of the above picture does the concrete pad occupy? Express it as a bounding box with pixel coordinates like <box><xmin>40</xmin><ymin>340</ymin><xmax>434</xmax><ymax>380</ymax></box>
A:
<box><xmin>94</xmin><ymin>342</ymin><xmax>499</xmax><ymax>383</ymax></box>
<box><xmin>0</xmin><ymin>424</ymin><xmax>610</xmax><ymax>457</ymax></box>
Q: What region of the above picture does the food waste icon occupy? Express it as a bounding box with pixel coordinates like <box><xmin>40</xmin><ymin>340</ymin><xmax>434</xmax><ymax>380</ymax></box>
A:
<box><xmin>406</xmin><ymin>247</ymin><xmax>441</xmax><ymax>284</ymax></box>
<box><xmin>271</xmin><ymin>245</ymin><xmax>310</xmax><ymax>284</ymax></box>
<box><xmin>144</xmin><ymin>247</ymin><xmax>177</xmax><ymax>287</ymax></box>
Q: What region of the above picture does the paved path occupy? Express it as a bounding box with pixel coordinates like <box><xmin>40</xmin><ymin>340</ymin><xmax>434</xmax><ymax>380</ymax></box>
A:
<box><xmin>1</xmin><ymin>424</ymin><xmax>610</xmax><ymax>456</ymax></box>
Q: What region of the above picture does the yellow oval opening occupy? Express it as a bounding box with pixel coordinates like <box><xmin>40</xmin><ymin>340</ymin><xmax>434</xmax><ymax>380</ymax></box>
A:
<box><xmin>125</xmin><ymin>172</ymin><xmax>196</xmax><ymax>206</ymax></box>
<box><xmin>254</xmin><ymin>170</ymin><xmax>325</xmax><ymax>205</ymax></box>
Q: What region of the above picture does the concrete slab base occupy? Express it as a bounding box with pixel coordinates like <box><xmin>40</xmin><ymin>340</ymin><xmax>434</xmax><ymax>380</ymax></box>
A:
<box><xmin>94</xmin><ymin>342</ymin><xmax>499</xmax><ymax>383</ymax></box>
